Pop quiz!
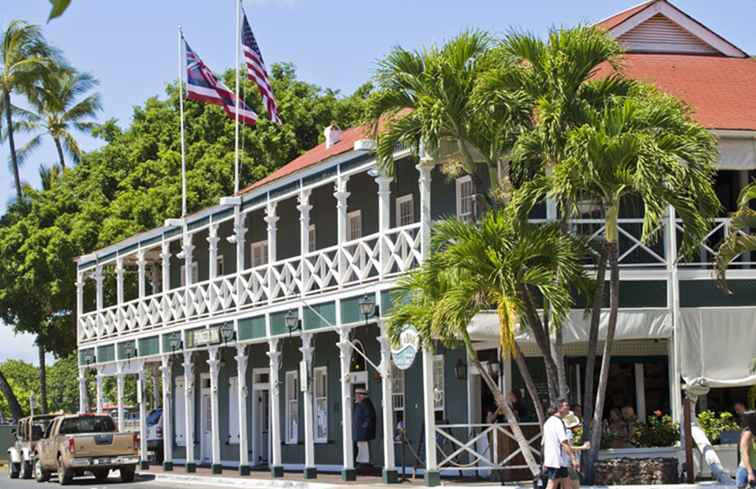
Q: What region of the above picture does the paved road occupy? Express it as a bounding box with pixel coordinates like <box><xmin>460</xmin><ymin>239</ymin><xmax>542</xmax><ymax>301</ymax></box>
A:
<box><xmin>0</xmin><ymin>471</ymin><xmax>209</xmax><ymax>489</ymax></box>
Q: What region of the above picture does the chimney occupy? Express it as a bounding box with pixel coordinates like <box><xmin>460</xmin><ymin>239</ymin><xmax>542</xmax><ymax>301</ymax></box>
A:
<box><xmin>324</xmin><ymin>124</ymin><xmax>342</xmax><ymax>149</ymax></box>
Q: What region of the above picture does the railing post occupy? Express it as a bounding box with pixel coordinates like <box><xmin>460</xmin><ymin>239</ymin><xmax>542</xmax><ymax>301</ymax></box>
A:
<box><xmin>236</xmin><ymin>345</ymin><xmax>250</xmax><ymax>475</ymax></box>
<box><xmin>267</xmin><ymin>338</ymin><xmax>284</xmax><ymax>477</ymax></box>
<box><xmin>182</xmin><ymin>351</ymin><xmax>196</xmax><ymax>472</ymax></box>
<box><xmin>376</xmin><ymin>173</ymin><xmax>393</xmax><ymax>278</ymax></box>
<box><xmin>208</xmin><ymin>223</ymin><xmax>220</xmax><ymax>280</ymax></box>
<box><xmin>416</xmin><ymin>163</ymin><xmax>433</xmax><ymax>260</ymax></box>
<box><xmin>160</xmin><ymin>241</ymin><xmax>171</xmax><ymax>323</ymax></box>
<box><xmin>182</xmin><ymin>233</ymin><xmax>195</xmax><ymax>318</ymax></box>
<box><xmin>266</xmin><ymin>201</ymin><xmax>279</xmax><ymax>303</ymax></box>
<box><xmin>160</xmin><ymin>354</ymin><xmax>174</xmax><ymax>471</ymax></box>
<box><xmin>94</xmin><ymin>265</ymin><xmax>104</xmax><ymax>337</ymax></box>
<box><xmin>137</xmin><ymin>250</ymin><xmax>147</xmax><ymax>299</ymax></box>
<box><xmin>378</xmin><ymin>320</ymin><xmax>398</xmax><ymax>483</ymax></box>
<box><xmin>116</xmin><ymin>256</ymin><xmax>125</xmax><ymax>305</ymax></box>
<box><xmin>76</xmin><ymin>271</ymin><xmax>84</xmax><ymax>342</ymax></box>
<box><xmin>334</xmin><ymin>176</ymin><xmax>350</xmax><ymax>285</ymax></box>
<box><xmin>301</xmin><ymin>333</ymin><xmax>316</xmax><ymax>478</ymax></box>
<box><xmin>337</xmin><ymin>327</ymin><xmax>355</xmax><ymax>480</ymax></box>
<box><xmin>234</xmin><ymin>207</ymin><xmax>246</xmax><ymax>310</ymax></box>
<box><xmin>298</xmin><ymin>189</ymin><xmax>313</xmax><ymax>294</ymax></box>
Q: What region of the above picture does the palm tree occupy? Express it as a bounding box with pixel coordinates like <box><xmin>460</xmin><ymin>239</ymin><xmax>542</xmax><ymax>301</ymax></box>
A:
<box><xmin>389</xmin><ymin>208</ymin><xmax>587</xmax><ymax>476</ymax></box>
<box><xmin>485</xmin><ymin>25</ymin><xmax>632</xmax><ymax>408</ymax></box>
<box><xmin>549</xmin><ymin>87</ymin><xmax>719</xmax><ymax>480</ymax></box>
<box><xmin>715</xmin><ymin>182</ymin><xmax>756</xmax><ymax>289</ymax></box>
<box><xmin>19</xmin><ymin>68</ymin><xmax>101</xmax><ymax>169</ymax></box>
<box><xmin>367</xmin><ymin>31</ymin><xmax>530</xmax><ymax>208</ymax></box>
<box><xmin>38</xmin><ymin>163</ymin><xmax>63</xmax><ymax>190</ymax></box>
<box><xmin>0</xmin><ymin>20</ymin><xmax>58</xmax><ymax>200</ymax></box>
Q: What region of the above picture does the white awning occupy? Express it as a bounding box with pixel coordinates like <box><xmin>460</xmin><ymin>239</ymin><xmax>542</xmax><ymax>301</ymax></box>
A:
<box><xmin>467</xmin><ymin>308</ymin><xmax>672</xmax><ymax>343</ymax></box>
<box><xmin>679</xmin><ymin>307</ymin><xmax>756</xmax><ymax>388</ymax></box>
<box><xmin>717</xmin><ymin>136</ymin><xmax>756</xmax><ymax>170</ymax></box>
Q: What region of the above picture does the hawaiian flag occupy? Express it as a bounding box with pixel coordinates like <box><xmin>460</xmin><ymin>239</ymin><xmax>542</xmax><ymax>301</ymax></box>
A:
<box><xmin>241</xmin><ymin>10</ymin><xmax>281</xmax><ymax>124</ymax></box>
<box><xmin>184</xmin><ymin>39</ymin><xmax>257</xmax><ymax>126</ymax></box>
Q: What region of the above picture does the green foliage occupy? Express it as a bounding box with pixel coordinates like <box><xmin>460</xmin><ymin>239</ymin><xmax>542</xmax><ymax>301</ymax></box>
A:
<box><xmin>696</xmin><ymin>410</ymin><xmax>741</xmax><ymax>444</ymax></box>
<box><xmin>630</xmin><ymin>414</ymin><xmax>680</xmax><ymax>448</ymax></box>
<box><xmin>48</xmin><ymin>0</ymin><xmax>72</xmax><ymax>21</ymax></box>
<box><xmin>0</xmin><ymin>62</ymin><xmax>369</xmax><ymax>358</ymax></box>
<box><xmin>716</xmin><ymin>184</ymin><xmax>756</xmax><ymax>291</ymax></box>
<box><xmin>0</xmin><ymin>359</ymin><xmax>39</xmax><ymax>419</ymax></box>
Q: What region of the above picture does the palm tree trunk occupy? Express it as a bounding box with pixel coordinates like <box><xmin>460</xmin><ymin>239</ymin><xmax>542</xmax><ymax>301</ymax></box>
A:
<box><xmin>463</xmin><ymin>335</ymin><xmax>540</xmax><ymax>476</ymax></box>
<box><xmin>38</xmin><ymin>344</ymin><xmax>47</xmax><ymax>413</ymax></box>
<box><xmin>520</xmin><ymin>286</ymin><xmax>561</xmax><ymax>404</ymax></box>
<box><xmin>513</xmin><ymin>341</ymin><xmax>545</xmax><ymax>427</ymax></box>
<box><xmin>0</xmin><ymin>368</ymin><xmax>22</xmax><ymax>420</ymax></box>
<box><xmin>4</xmin><ymin>89</ymin><xmax>22</xmax><ymax>200</ymax></box>
<box><xmin>552</xmin><ymin>325</ymin><xmax>569</xmax><ymax>399</ymax></box>
<box><xmin>582</xmin><ymin>243</ymin><xmax>607</xmax><ymax>439</ymax></box>
<box><xmin>53</xmin><ymin>137</ymin><xmax>66</xmax><ymax>169</ymax></box>
<box><xmin>585</xmin><ymin>238</ymin><xmax>620</xmax><ymax>483</ymax></box>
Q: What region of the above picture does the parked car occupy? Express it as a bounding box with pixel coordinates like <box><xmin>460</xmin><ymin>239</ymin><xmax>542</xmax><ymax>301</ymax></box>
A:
<box><xmin>33</xmin><ymin>414</ymin><xmax>140</xmax><ymax>484</ymax></box>
<box><xmin>146</xmin><ymin>408</ymin><xmax>163</xmax><ymax>463</ymax></box>
<box><xmin>7</xmin><ymin>414</ymin><xmax>57</xmax><ymax>479</ymax></box>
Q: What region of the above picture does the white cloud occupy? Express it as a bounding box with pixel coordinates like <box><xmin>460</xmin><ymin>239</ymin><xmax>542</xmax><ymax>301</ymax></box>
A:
<box><xmin>0</xmin><ymin>328</ymin><xmax>50</xmax><ymax>366</ymax></box>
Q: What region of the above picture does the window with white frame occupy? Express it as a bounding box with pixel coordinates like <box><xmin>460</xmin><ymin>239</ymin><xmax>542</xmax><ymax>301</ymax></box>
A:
<box><xmin>347</xmin><ymin>210</ymin><xmax>362</xmax><ymax>241</ymax></box>
<box><xmin>313</xmin><ymin>367</ymin><xmax>328</xmax><ymax>443</ymax></box>
<box><xmin>285</xmin><ymin>370</ymin><xmax>299</xmax><ymax>444</ymax></box>
<box><xmin>456</xmin><ymin>176</ymin><xmax>475</xmax><ymax>223</ymax></box>
<box><xmin>216</xmin><ymin>255</ymin><xmax>225</xmax><ymax>276</ymax></box>
<box><xmin>308</xmin><ymin>224</ymin><xmax>317</xmax><ymax>253</ymax></box>
<box><xmin>179</xmin><ymin>262</ymin><xmax>199</xmax><ymax>287</ymax></box>
<box><xmin>396</xmin><ymin>194</ymin><xmax>415</xmax><ymax>227</ymax></box>
<box><xmin>251</xmin><ymin>240</ymin><xmax>268</xmax><ymax>268</ymax></box>
<box><xmin>391</xmin><ymin>364</ymin><xmax>405</xmax><ymax>423</ymax></box>
<box><xmin>228</xmin><ymin>376</ymin><xmax>239</xmax><ymax>444</ymax></box>
<box><xmin>433</xmin><ymin>355</ymin><xmax>445</xmax><ymax>414</ymax></box>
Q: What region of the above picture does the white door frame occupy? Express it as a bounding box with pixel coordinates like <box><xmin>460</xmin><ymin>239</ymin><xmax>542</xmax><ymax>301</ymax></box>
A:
<box><xmin>199</xmin><ymin>373</ymin><xmax>211</xmax><ymax>463</ymax></box>
<box><xmin>252</xmin><ymin>368</ymin><xmax>271</xmax><ymax>467</ymax></box>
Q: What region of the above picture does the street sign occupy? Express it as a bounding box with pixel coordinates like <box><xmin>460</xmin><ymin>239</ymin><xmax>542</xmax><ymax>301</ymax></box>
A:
<box><xmin>391</xmin><ymin>325</ymin><xmax>419</xmax><ymax>370</ymax></box>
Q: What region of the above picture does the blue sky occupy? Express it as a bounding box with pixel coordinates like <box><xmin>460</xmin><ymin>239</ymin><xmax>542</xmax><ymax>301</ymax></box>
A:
<box><xmin>0</xmin><ymin>0</ymin><xmax>755</xmax><ymax>362</ymax></box>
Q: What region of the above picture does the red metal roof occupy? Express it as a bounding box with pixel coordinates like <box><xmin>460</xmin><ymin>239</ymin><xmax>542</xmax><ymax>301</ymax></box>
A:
<box><xmin>595</xmin><ymin>54</ymin><xmax>756</xmax><ymax>131</ymax></box>
<box><xmin>596</xmin><ymin>0</ymin><xmax>655</xmax><ymax>31</ymax></box>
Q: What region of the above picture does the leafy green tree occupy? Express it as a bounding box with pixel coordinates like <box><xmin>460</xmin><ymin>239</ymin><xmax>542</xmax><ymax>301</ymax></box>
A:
<box><xmin>548</xmin><ymin>88</ymin><xmax>719</xmax><ymax>480</ymax></box>
<box><xmin>716</xmin><ymin>183</ymin><xmax>756</xmax><ymax>289</ymax></box>
<box><xmin>19</xmin><ymin>67</ymin><xmax>102</xmax><ymax>169</ymax></box>
<box><xmin>0</xmin><ymin>20</ymin><xmax>59</xmax><ymax>200</ymax></box>
<box><xmin>0</xmin><ymin>359</ymin><xmax>39</xmax><ymax>420</ymax></box>
<box><xmin>389</xmin><ymin>207</ymin><xmax>587</xmax><ymax>476</ymax></box>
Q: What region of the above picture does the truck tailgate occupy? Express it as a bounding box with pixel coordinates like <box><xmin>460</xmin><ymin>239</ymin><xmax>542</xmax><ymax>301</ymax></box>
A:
<box><xmin>71</xmin><ymin>433</ymin><xmax>136</xmax><ymax>457</ymax></box>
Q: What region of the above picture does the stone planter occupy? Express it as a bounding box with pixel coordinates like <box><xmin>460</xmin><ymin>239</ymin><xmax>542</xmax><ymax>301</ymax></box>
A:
<box><xmin>594</xmin><ymin>457</ymin><xmax>679</xmax><ymax>485</ymax></box>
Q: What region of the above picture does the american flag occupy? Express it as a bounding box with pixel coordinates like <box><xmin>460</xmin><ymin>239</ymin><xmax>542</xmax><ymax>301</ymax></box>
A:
<box><xmin>184</xmin><ymin>39</ymin><xmax>258</xmax><ymax>126</ymax></box>
<box><xmin>241</xmin><ymin>11</ymin><xmax>281</xmax><ymax>125</ymax></box>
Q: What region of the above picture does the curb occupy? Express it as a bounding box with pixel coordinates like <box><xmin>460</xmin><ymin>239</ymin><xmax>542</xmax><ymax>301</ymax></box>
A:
<box><xmin>142</xmin><ymin>472</ymin><xmax>343</xmax><ymax>489</ymax></box>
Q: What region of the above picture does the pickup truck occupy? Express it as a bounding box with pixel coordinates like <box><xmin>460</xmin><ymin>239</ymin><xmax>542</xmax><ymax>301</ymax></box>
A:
<box><xmin>33</xmin><ymin>414</ymin><xmax>140</xmax><ymax>484</ymax></box>
<box><xmin>7</xmin><ymin>414</ymin><xmax>57</xmax><ymax>479</ymax></box>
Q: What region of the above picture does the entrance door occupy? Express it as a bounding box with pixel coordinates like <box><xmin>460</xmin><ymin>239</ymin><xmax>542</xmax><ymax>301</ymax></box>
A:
<box><xmin>253</xmin><ymin>369</ymin><xmax>271</xmax><ymax>467</ymax></box>
<box><xmin>199</xmin><ymin>374</ymin><xmax>212</xmax><ymax>463</ymax></box>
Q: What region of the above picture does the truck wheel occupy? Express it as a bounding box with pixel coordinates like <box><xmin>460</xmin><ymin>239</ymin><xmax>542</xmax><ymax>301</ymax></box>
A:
<box><xmin>57</xmin><ymin>457</ymin><xmax>72</xmax><ymax>486</ymax></box>
<box><xmin>34</xmin><ymin>458</ymin><xmax>50</xmax><ymax>483</ymax></box>
<box><xmin>21</xmin><ymin>459</ymin><xmax>33</xmax><ymax>479</ymax></box>
<box><xmin>9</xmin><ymin>462</ymin><xmax>20</xmax><ymax>479</ymax></box>
<box><xmin>120</xmin><ymin>465</ymin><xmax>136</xmax><ymax>483</ymax></box>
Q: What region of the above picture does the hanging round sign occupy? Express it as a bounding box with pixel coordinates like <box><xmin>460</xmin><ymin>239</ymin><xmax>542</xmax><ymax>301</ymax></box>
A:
<box><xmin>391</xmin><ymin>325</ymin><xmax>420</xmax><ymax>370</ymax></box>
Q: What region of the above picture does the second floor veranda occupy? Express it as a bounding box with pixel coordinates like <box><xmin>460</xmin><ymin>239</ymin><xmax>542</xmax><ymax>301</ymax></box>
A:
<box><xmin>76</xmin><ymin>146</ymin><xmax>756</xmax><ymax>346</ymax></box>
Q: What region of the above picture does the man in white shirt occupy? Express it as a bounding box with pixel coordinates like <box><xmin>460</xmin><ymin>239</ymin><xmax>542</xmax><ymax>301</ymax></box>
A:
<box><xmin>542</xmin><ymin>399</ymin><xmax>578</xmax><ymax>489</ymax></box>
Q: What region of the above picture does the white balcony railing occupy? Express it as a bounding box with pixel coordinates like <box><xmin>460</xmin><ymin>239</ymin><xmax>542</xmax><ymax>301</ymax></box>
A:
<box><xmin>79</xmin><ymin>223</ymin><xmax>423</xmax><ymax>343</ymax></box>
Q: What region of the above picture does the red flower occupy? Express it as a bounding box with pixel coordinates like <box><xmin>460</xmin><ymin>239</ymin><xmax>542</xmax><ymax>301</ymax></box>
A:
<box><xmin>654</xmin><ymin>410</ymin><xmax>663</xmax><ymax>417</ymax></box>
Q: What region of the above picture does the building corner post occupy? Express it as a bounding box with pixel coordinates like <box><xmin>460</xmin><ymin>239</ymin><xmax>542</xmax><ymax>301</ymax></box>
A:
<box><xmin>422</xmin><ymin>347</ymin><xmax>440</xmax><ymax>486</ymax></box>
<box><xmin>334</xmin><ymin>176</ymin><xmax>350</xmax><ymax>285</ymax></box>
<box><xmin>207</xmin><ymin>345</ymin><xmax>223</xmax><ymax>474</ymax></box>
<box><xmin>267</xmin><ymin>339</ymin><xmax>284</xmax><ymax>477</ymax></box>
<box><xmin>78</xmin><ymin>367</ymin><xmax>88</xmax><ymax>414</ymax></box>
<box><xmin>416</xmin><ymin>162</ymin><xmax>433</xmax><ymax>260</ymax></box>
<box><xmin>300</xmin><ymin>333</ymin><xmax>317</xmax><ymax>479</ymax></box>
<box><xmin>137</xmin><ymin>369</ymin><xmax>149</xmax><ymax>469</ymax></box>
<box><xmin>375</xmin><ymin>173</ymin><xmax>393</xmax><ymax>279</ymax></box>
<box><xmin>378</xmin><ymin>321</ymin><xmax>398</xmax><ymax>483</ymax></box>
<box><xmin>116</xmin><ymin>363</ymin><xmax>125</xmax><ymax>432</ymax></box>
<box><xmin>236</xmin><ymin>345</ymin><xmax>250</xmax><ymax>476</ymax></box>
<box><xmin>337</xmin><ymin>328</ymin><xmax>356</xmax><ymax>480</ymax></box>
<box><xmin>182</xmin><ymin>351</ymin><xmax>196</xmax><ymax>473</ymax></box>
<box><xmin>160</xmin><ymin>354</ymin><xmax>174</xmax><ymax>471</ymax></box>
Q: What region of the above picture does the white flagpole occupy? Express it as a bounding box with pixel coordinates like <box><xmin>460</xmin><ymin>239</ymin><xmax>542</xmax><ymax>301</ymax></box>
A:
<box><xmin>234</xmin><ymin>0</ymin><xmax>241</xmax><ymax>194</ymax></box>
<box><xmin>178</xmin><ymin>25</ymin><xmax>187</xmax><ymax>218</ymax></box>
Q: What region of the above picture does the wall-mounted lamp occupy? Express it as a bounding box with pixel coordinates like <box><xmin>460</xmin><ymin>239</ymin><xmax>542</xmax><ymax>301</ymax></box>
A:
<box><xmin>358</xmin><ymin>294</ymin><xmax>379</xmax><ymax>325</ymax></box>
<box><xmin>169</xmin><ymin>335</ymin><xmax>183</xmax><ymax>352</ymax></box>
<box><xmin>285</xmin><ymin>309</ymin><xmax>302</xmax><ymax>336</ymax></box>
<box><xmin>455</xmin><ymin>358</ymin><xmax>468</xmax><ymax>381</ymax></box>
<box><xmin>220</xmin><ymin>322</ymin><xmax>236</xmax><ymax>343</ymax></box>
<box><xmin>226</xmin><ymin>235</ymin><xmax>238</xmax><ymax>244</ymax></box>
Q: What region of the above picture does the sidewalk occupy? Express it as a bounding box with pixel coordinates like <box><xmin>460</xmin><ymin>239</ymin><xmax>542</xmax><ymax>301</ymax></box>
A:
<box><xmin>140</xmin><ymin>466</ymin><xmax>736</xmax><ymax>489</ymax></box>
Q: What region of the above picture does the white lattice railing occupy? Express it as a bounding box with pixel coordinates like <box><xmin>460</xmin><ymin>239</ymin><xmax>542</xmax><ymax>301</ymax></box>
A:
<box><xmin>677</xmin><ymin>218</ymin><xmax>756</xmax><ymax>268</ymax></box>
<box><xmin>435</xmin><ymin>422</ymin><xmax>541</xmax><ymax>471</ymax></box>
<box><xmin>79</xmin><ymin>223</ymin><xmax>422</xmax><ymax>343</ymax></box>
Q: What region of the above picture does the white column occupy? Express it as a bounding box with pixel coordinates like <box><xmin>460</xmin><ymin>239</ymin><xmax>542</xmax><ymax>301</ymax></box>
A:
<box><xmin>207</xmin><ymin>346</ymin><xmax>222</xmax><ymax>473</ymax></box>
<box><xmin>116</xmin><ymin>257</ymin><xmax>125</xmax><ymax>304</ymax></box>
<box><xmin>182</xmin><ymin>233</ymin><xmax>194</xmax><ymax>286</ymax></box>
<box><xmin>94</xmin><ymin>265</ymin><xmax>104</xmax><ymax>311</ymax></box>
<box><xmin>161</xmin><ymin>242</ymin><xmax>171</xmax><ymax>293</ymax></box>
<box><xmin>116</xmin><ymin>365</ymin><xmax>125</xmax><ymax>432</ymax></box>
<box><xmin>665</xmin><ymin>205</ymin><xmax>682</xmax><ymax>423</ymax></box>
<box><xmin>416</xmin><ymin>163</ymin><xmax>433</xmax><ymax>259</ymax></box>
<box><xmin>421</xmin><ymin>347</ymin><xmax>439</xmax><ymax>485</ymax></box>
<box><xmin>378</xmin><ymin>321</ymin><xmax>397</xmax><ymax>481</ymax></box>
<box><xmin>635</xmin><ymin>363</ymin><xmax>646</xmax><ymax>421</ymax></box>
<box><xmin>138</xmin><ymin>369</ymin><xmax>148</xmax><ymax>468</ymax></box>
<box><xmin>78</xmin><ymin>368</ymin><xmax>88</xmax><ymax>414</ymax></box>
<box><xmin>236</xmin><ymin>345</ymin><xmax>250</xmax><ymax>475</ymax></box>
<box><xmin>337</xmin><ymin>329</ymin><xmax>355</xmax><ymax>479</ymax></box>
<box><xmin>137</xmin><ymin>250</ymin><xmax>147</xmax><ymax>298</ymax></box>
<box><xmin>235</xmin><ymin>209</ymin><xmax>247</xmax><ymax>272</ymax></box>
<box><xmin>150</xmin><ymin>264</ymin><xmax>161</xmax><ymax>295</ymax></box>
<box><xmin>208</xmin><ymin>224</ymin><xmax>220</xmax><ymax>279</ymax></box>
<box><xmin>75</xmin><ymin>272</ymin><xmax>84</xmax><ymax>342</ymax></box>
<box><xmin>376</xmin><ymin>175</ymin><xmax>393</xmax><ymax>279</ymax></box>
<box><xmin>300</xmin><ymin>333</ymin><xmax>316</xmax><ymax>478</ymax></box>
<box><xmin>160</xmin><ymin>354</ymin><xmax>174</xmax><ymax>470</ymax></box>
<box><xmin>266</xmin><ymin>202</ymin><xmax>278</xmax><ymax>304</ymax></box>
<box><xmin>267</xmin><ymin>339</ymin><xmax>283</xmax><ymax>477</ymax></box>
<box><xmin>334</xmin><ymin>177</ymin><xmax>350</xmax><ymax>284</ymax></box>
<box><xmin>95</xmin><ymin>370</ymin><xmax>104</xmax><ymax>413</ymax></box>
<box><xmin>298</xmin><ymin>189</ymin><xmax>313</xmax><ymax>294</ymax></box>
<box><xmin>182</xmin><ymin>352</ymin><xmax>196</xmax><ymax>472</ymax></box>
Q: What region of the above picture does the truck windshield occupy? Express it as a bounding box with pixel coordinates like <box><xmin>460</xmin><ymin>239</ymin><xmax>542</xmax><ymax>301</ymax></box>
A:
<box><xmin>59</xmin><ymin>416</ymin><xmax>116</xmax><ymax>434</ymax></box>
